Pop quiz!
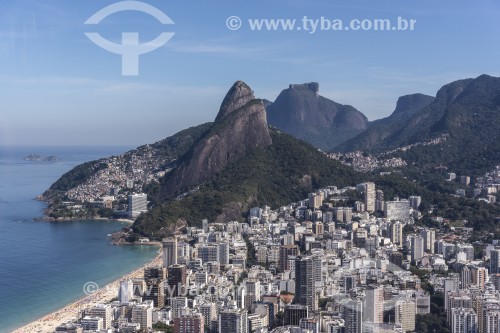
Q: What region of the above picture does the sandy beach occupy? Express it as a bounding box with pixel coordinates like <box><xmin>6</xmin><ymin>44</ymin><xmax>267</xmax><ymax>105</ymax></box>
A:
<box><xmin>12</xmin><ymin>248</ymin><xmax>162</xmax><ymax>333</ymax></box>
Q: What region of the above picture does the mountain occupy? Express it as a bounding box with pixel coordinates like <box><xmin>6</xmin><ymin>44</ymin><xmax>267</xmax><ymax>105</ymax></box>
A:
<box><xmin>44</xmin><ymin>80</ymin><xmax>362</xmax><ymax>230</ymax></box>
<box><xmin>43</xmin><ymin>123</ymin><xmax>212</xmax><ymax>201</ymax></box>
<box><xmin>392</xmin><ymin>93</ymin><xmax>436</xmax><ymax>117</ymax></box>
<box><xmin>339</xmin><ymin>74</ymin><xmax>500</xmax><ymax>176</ymax></box>
<box><xmin>337</xmin><ymin>93</ymin><xmax>435</xmax><ymax>152</ymax></box>
<box><xmin>134</xmin><ymin>129</ymin><xmax>361</xmax><ymax>236</ymax></box>
<box><xmin>42</xmin><ymin>76</ymin><xmax>500</xmax><ymax>236</ymax></box>
<box><xmin>134</xmin><ymin>81</ymin><xmax>362</xmax><ymax>236</ymax></box>
<box><xmin>266</xmin><ymin>83</ymin><xmax>369</xmax><ymax>151</ymax></box>
<box><xmin>158</xmin><ymin>81</ymin><xmax>272</xmax><ymax>197</ymax></box>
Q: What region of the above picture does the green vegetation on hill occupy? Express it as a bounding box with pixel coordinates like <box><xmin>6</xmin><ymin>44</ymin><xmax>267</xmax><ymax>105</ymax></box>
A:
<box><xmin>396</xmin><ymin>102</ymin><xmax>500</xmax><ymax>176</ymax></box>
<box><xmin>339</xmin><ymin>75</ymin><xmax>500</xmax><ymax>177</ymax></box>
<box><xmin>44</xmin><ymin>123</ymin><xmax>212</xmax><ymax>199</ymax></box>
<box><xmin>146</xmin><ymin>123</ymin><xmax>212</xmax><ymax>159</ymax></box>
<box><xmin>42</xmin><ymin>76</ymin><xmax>500</xmax><ymax>240</ymax></box>
<box><xmin>336</xmin><ymin>94</ymin><xmax>435</xmax><ymax>153</ymax></box>
<box><xmin>374</xmin><ymin>174</ymin><xmax>500</xmax><ymax>231</ymax></box>
<box><xmin>48</xmin><ymin>160</ymin><xmax>108</xmax><ymax>194</ymax></box>
<box><xmin>135</xmin><ymin>129</ymin><xmax>500</xmax><ymax>238</ymax></box>
<box><xmin>134</xmin><ymin>129</ymin><xmax>363</xmax><ymax>237</ymax></box>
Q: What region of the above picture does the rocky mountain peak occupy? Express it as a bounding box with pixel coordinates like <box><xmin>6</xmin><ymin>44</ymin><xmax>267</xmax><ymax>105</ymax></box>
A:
<box><xmin>215</xmin><ymin>80</ymin><xmax>255</xmax><ymax>121</ymax></box>
<box><xmin>267</xmin><ymin>82</ymin><xmax>368</xmax><ymax>151</ymax></box>
<box><xmin>392</xmin><ymin>93</ymin><xmax>435</xmax><ymax>116</ymax></box>
<box><xmin>161</xmin><ymin>82</ymin><xmax>272</xmax><ymax>197</ymax></box>
<box><xmin>435</xmin><ymin>78</ymin><xmax>474</xmax><ymax>105</ymax></box>
<box><xmin>289</xmin><ymin>82</ymin><xmax>320</xmax><ymax>96</ymax></box>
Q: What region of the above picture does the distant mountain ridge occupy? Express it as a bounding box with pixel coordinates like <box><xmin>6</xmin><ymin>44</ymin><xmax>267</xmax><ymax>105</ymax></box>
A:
<box><xmin>266</xmin><ymin>82</ymin><xmax>369</xmax><ymax>151</ymax></box>
<box><xmin>336</xmin><ymin>93</ymin><xmax>435</xmax><ymax>152</ymax></box>
<box><xmin>339</xmin><ymin>74</ymin><xmax>500</xmax><ymax>176</ymax></box>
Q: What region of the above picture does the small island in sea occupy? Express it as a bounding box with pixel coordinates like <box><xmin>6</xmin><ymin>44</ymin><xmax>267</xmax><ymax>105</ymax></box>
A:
<box><xmin>23</xmin><ymin>154</ymin><xmax>60</xmax><ymax>162</ymax></box>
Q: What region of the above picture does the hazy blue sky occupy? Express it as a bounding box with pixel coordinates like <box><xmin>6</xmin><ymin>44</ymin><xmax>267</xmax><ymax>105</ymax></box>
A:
<box><xmin>1</xmin><ymin>0</ymin><xmax>499</xmax><ymax>146</ymax></box>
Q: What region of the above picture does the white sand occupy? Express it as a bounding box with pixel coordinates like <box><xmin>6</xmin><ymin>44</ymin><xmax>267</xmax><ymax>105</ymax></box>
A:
<box><xmin>12</xmin><ymin>250</ymin><xmax>162</xmax><ymax>333</ymax></box>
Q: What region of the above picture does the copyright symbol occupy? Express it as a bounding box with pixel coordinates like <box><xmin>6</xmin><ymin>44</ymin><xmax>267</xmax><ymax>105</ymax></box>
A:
<box><xmin>226</xmin><ymin>16</ymin><xmax>242</xmax><ymax>30</ymax></box>
<box><xmin>83</xmin><ymin>281</ymin><xmax>99</xmax><ymax>295</ymax></box>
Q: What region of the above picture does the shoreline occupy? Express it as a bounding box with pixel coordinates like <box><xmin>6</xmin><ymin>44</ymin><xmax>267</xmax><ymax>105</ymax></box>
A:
<box><xmin>12</xmin><ymin>247</ymin><xmax>163</xmax><ymax>333</ymax></box>
<box><xmin>34</xmin><ymin>215</ymin><xmax>136</xmax><ymax>224</ymax></box>
<box><xmin>35</xmin><ymin>195</ymin><xmax>136</xmax><ymax>224</ymax></box>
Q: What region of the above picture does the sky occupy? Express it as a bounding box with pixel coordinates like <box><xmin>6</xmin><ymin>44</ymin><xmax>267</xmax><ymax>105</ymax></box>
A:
<box><xmin>1</xmin><ymin>0</ymin><xmax>500</xmax><ymax>146</ymax></box>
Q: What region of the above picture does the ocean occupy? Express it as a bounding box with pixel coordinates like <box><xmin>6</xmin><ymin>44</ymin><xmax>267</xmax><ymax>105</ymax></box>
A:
<box><xmin>0</xmin><ymin>146</ymin><xmax>159</xmax><ymax>333</ymax></box>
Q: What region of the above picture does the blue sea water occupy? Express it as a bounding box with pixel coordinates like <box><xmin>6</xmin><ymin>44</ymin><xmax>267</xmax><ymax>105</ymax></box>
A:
<box><xmin>0</xmin><ymin>146</ymin><xmax>159</xmax><ymax>333</ymax></box>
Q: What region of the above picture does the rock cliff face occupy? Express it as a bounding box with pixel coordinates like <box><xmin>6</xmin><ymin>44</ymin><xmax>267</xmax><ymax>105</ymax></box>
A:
<box><xmin>392</xmin><ymin>94</ymin><xmax>436</xmax><ymax>117</ymax></box>
<box><xmin>215</xmin><ymin>81</ymin><xmax>256</xmax><ymax>121</ymax></box>
<box><xmin>337</xmin><ymin>74</ymin><xmax>500</xmax><ymax>175</ymax></box>
<box><xmin>162</xmin><ymin>81</ymin><xmax>272</xmax><ymax>196</ymax></box>
<box><xmin>336</xmin><ymin>93</ymin><xmax>435</xmax><ymax>152</ymax></box>
<box><xmin>266</xmin><ymin>82</ymin><xmax>368</xmax><ymax>151</ymax></box>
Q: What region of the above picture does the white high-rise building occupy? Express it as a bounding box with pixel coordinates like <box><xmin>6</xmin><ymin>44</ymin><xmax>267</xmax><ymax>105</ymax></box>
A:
<box><xmin>364</xmin><ymin>286</ymin><xmax>384</xmax><ymax>324</ymax></box>
<box><xmin>376</xmin><ymin>190</ymin><xmax>385</xmax><ymax>212</ymax></box>
<box><xmin>202</xmin><ymin>219</ymin><xmax>209</xmax><ymax>233</ymax></box>
<box><xmin>162</xmin><ymin>237</ymin><xmax>178</xmax><ymax>268</ymax></box>
<box><xmin>364</xmin><ymin>182</ymin><xmax>376</xmax><ymax>213</ymax></box>
<box><xmin>484</xmin><ymin>310</ymin><xmax>500</xmax><ymax>333</ymax></box>
<box><xmin>218</xmin><ymin>242</ymin><xmax>230</xmax><ymax>265</ymax></box>
<box><xmin>200</xmin><ymin>303</ymin><xmax>217</xmax><ymax>327</ymax></box>
<box><xmin>171</xmin><ymin>297</ymin><xmax>188</xmax><ymax>319</ymax></box>
<box><xmin>81</xmin><ymin>316</ymin><xmax>103</xmax><ymax>331</ymax></box>
<box><xmin>131</xmin><ymin>301</ymin><xmax>153</xmax><ymax>330</ymax></box>
<box><xmin>128</xmin><ymin>193</ymin><xmax>148</xmax><ymax>218</ymax></box>
<box><xmin>244</xmin><ymin>279</ymin><xmax>261</xmax><ymax>310</ymax></box>
<box><xmin>410</xmin><ymin>235</ymin><xmax>425</xmax><ymax>262</ymax></box>
<box><xmin>461</xmin><ymin>266</ymin><xmax>472</xmax><ymax>289</ymax></box>
<box><xmin>416</xmin><ymin>291</ymin><xmax>431</xmax><ymax>314</ymax></box>
<box><xmin>409</xmin><ymin>196</ymin><xmax>422</xmax><ymax>210</ymax></box>
<box><xmin>177</xmin><ymin>241</ymin><xmax>191</xmax><ymax>264</ymax></box>
<box><xmin>199</xmin><ymin>245</ymin><xmax>219</xmax><ymax>264</ymax></box>
<box><xmin>389</xmin><ymin>221</ymin><xmax>404</xmax><ymax>247</ymax></box>
<box><xmin>444</xmin><ymin>276</ymin><xmax>460</xmax><ymax>312</ymax></box>
<box><xmin>395</xmin><ymin>299</ymin><xmax>416</xmax><ymax>332</ymax></box>
<box><xmin>420</xmin><ymin>228</ymin><xmax>436</xmax><ymax>253</ymax></box>
<box><xmin>86</xmin><ymin>304</ymin><xmax>113</xmax><ymax>329</ymax></box>
<box><xmin>451</xmin><ymin>308</ymin><xmax>477</xmax><ymax>333</ymax></box>
<box><xmin>118</xmin><ymin>279</ymin><xmax>133</xmax><ymax>304</ymax></box>
<box><xmin>471</xmin><ymin>267</ymin><xmax>487</xmax><ymax>290</ymax></box>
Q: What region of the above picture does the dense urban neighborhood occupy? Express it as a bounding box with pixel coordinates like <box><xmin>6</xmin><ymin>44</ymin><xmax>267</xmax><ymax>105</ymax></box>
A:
<box><xmin>39</xmin><ymin>180</ymin><xmax>500</xmax><ymax>333</ymax></box>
